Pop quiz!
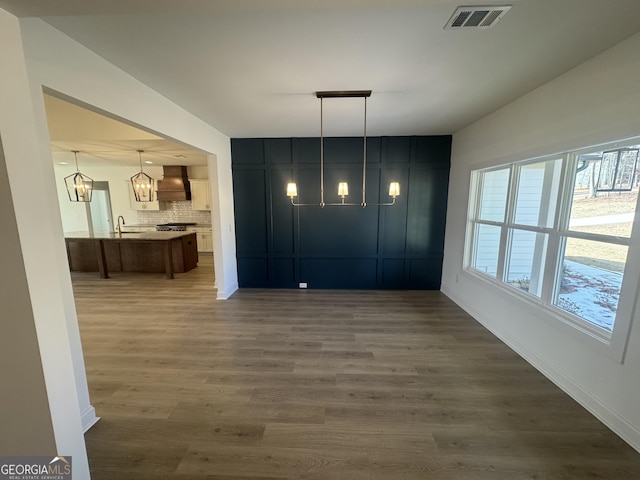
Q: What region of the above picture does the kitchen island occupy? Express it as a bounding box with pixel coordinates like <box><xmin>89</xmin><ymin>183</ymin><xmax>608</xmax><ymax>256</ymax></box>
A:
<box><xmin>65</xmin><ymin>231</ymin><xmax>198</xmax><ymax>279</ymax></box>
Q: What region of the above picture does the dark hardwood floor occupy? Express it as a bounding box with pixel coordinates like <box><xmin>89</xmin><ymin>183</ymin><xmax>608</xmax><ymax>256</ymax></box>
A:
<box><xmin>72</xmin><ymin>263</ymin><xmax>640</xmax><ymax>479</ymax></box>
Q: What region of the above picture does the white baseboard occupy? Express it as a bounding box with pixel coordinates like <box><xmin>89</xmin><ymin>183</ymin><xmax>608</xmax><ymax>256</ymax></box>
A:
<box><xmin>441</xmin><ymin>282</ymin><xmax>640</xmax><ymax>454</ymax></box>
<box><xmin>217</xmin><ymin>281</ymin><xmax>238</xmax><ymax>300</ymax></box>
<box><xmin>80</xmin><ymin>405</ymin><xmax>100</xmax><ymax>433</ymax></box>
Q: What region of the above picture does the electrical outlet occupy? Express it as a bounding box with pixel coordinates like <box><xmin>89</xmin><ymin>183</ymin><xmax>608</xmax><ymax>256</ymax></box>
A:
<box><xmin>299</xmin><ymin>282</ymin><xmax>308</xmax><ymax>289</ymax></box>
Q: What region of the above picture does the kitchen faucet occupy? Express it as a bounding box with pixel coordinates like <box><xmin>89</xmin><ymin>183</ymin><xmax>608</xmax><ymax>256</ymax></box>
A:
<box><xmin>116</xmin><ymin>216</ymin><xmax>125</xmax><ymax>237</ymax></box>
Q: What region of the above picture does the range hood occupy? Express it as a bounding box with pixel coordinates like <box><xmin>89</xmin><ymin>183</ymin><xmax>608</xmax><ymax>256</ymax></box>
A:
<box><xmin>156</xmin><ymin>166</ymin><xmax>191</xmax><ymax>201</ymax></box>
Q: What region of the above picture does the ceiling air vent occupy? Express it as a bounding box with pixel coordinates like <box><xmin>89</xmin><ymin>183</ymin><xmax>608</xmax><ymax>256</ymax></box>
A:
<box><xmin>445</xmin><ymin>5</ymin><xmax>512</xmax><ymax>29</ymax></box>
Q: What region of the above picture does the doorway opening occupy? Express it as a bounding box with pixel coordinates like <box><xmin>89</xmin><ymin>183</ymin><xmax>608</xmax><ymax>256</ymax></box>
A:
<box><xmin>86</xmin><ymin>181</ymin><xmax>114</xmax><ymax>234</ymax></box>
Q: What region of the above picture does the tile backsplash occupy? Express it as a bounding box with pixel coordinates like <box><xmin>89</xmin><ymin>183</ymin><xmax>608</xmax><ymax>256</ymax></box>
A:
<box><xmin>137</xmin><ymin>201</ymin><xmax>212</xmax><ymax>225</ymax></box>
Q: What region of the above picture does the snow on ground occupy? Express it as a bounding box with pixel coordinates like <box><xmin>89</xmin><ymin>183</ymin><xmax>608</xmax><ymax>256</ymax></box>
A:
<box><xmin>569</xmin><ymin>212</ymin><xmax>634</xmax><ymax>227</ymax></box>
<box><xmin>556</xmin><ymin>260</ymin><xmax>622</xmax><ymax>331</ymax></box>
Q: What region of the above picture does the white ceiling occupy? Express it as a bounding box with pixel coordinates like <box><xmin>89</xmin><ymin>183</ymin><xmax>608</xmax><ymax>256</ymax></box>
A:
<box><xmin>45</xmin><ymin>94</ymin><xmax>209</xmax><ymax>167</ymax></box>
<box><xmin>4</xmin><ymin>0</ymin><xmax>640</xmax><ymax>138</ymax></box>
<box><xmin>50</xmin><ymin>140</ymin><xmax>209</xmax><ymax>168</ymax></box>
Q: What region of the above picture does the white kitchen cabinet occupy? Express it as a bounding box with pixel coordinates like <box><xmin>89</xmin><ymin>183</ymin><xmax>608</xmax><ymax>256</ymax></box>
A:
<box><xmin>128</xmin><ymin>183</ymin><xmax>160</xmax><ymax>210</ymax></box>
<box><xmin>189</xmin><ymin>179</ymin><xmax>211</xmax><ymax>210</ymax></box>
<box><xmin>122</xmin><ymin>225</ymin><xmax>157</xmax><ymax>233</ymax></box>
<box><xmin>198</xmin><ymin>231</ymin><xmax>213</xmax><ymax>253</ymax></box>
<box><xmin>187</xmin><ymin>226</ymin><xmax>213</xmax><ymax>253</ymax></box>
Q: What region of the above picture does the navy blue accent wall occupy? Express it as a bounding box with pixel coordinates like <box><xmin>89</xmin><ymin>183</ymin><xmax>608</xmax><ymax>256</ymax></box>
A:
<box><xmin>232</xmin><ymin>136</ymin><xmax>451</xmax><ymax>289</ymax></box>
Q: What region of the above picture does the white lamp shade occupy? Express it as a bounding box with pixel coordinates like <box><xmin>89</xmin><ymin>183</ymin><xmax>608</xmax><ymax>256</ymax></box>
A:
<box><xmin>338</xmin><ymin>182</ymin><xmax>349</xmax><ymax>197</ymax></box>
<box><xmin>286</xmin><ymin>182</ymin><xmax>298</xmax><ymax>197</ymax></box>
<box><xmin>389</xmin><ymin>182</ymin><xmax>400</xmax><ymax>198</ymax></box>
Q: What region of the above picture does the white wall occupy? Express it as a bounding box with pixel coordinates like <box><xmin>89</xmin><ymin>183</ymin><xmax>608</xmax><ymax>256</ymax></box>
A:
<box><xmin>443</xmin><ymin>31</ymin><xmax>640</xmax><ymax>451</ymax></box>
<box><xmin>20</xmin><ymin>18</ymin><xmax>238</xmax><ymax>299</ymax></box>
<box><xmin>0</xmin><ymin>8</ymin><xmax>90</xmax><ymax>476</ymax></box>
<box><xmin>0</xmin><ymin>94</ymin><xmax>57</xmax><ymax>458</ymax></box>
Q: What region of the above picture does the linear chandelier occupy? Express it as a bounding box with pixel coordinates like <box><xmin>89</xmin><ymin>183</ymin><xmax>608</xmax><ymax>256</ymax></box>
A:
<box><xmin>64</xmin><ymin>150</ymin><xmax>94</xmax><ymax>202</ymax></box>
<box><xmin>130</xmin><ymin>150</ymin><xmax>156</xmax><ymax>202</ymax></box>
<box><xmin>287</xmin><ymin>90</ymin><xmax>400</xmax><ymax>207</ymax></box>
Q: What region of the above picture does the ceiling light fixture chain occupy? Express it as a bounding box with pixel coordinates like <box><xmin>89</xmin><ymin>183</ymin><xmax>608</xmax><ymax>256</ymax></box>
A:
<box><xmin>287</xmin><ymin>90</ymin><xmax>399</xmax><ymax>208</ymax></box>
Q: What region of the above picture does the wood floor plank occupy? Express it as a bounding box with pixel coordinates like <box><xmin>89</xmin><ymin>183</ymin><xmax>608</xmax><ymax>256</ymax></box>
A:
<box><xmin>168</xmin><ymin>400</ymin><xmax>326</xmax><ymax>426</ymax></box>
<box><xmin>176</xmin><ymin>444</ymin><xmax>369</xmax><ymax>479</ymax></box>
<box><xmin>261</xmin><ymin>423</ymin><xmax>439</xmax><ymax>453</ymax></box>
<box><xmin>74</xmin><ymin>266</ymin><xmax>640</xmax><ymax>479</ymax></box>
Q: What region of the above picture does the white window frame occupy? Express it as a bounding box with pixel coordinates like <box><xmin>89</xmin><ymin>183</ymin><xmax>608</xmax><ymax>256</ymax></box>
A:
<box><xmin>464</xmin><ymin>139</ymin><xmax>640</xmax><ymax>363</ymax></box>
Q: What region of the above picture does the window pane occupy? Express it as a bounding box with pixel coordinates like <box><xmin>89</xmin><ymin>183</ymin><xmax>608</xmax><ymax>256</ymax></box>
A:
<box><xmin>471</xmin><ymin>223</ymin><xmax>501</xmax><ymax>277</ymax></box>
<box><xmin>505</xmin><ymin>229</ymin><xmax>548</xmax><ymax>297</ymax></box>
<box><xmin>597</xmin><ymin>149</ymin><xmax>638</xmax><ymax>191</ymax></box>
<box><xmin>570</xmin><ymin>147</ymin><xmax>639</xmax><ymax>238</ymax></box>
<box><xmin>513</xmin><ymin>159</ymin><xmax>562</xmax><ymax>227</ymax></box>
<box><xmin>554</xmin><ymin>237</ymin><xmax>627</xmax><ymax>331</ymax></box>
<box><xmin>478</xmin><ymin>168</ymin><xmax>509</xmax><ymax>222</ymax></box>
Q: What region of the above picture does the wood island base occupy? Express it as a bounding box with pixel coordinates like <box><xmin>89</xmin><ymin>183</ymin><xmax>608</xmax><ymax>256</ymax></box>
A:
<box><xmin>65</xmin><ymin>232</ymin><xmax>198</xmax><ymax>279</ymax></box>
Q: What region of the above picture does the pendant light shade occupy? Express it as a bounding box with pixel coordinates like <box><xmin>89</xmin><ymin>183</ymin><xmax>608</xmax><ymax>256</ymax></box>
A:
<box><xmin>286</xmin><ymin>182</ymin><xmax>298</xmax><ymax>198</ymax></box>
<box><xmin>64</xmin><ymin>151</ymin><xmax>93</xmax><ymax>202</ymax></box>
<box><xmin>389</xmin><ymin>182</ymin><xmax>400</xmax><ymax>198</ymax></box>
<box><xmin>130</xmin><ymin>150</ymin><xmax>156</xmax><ymax>202</ymax></box>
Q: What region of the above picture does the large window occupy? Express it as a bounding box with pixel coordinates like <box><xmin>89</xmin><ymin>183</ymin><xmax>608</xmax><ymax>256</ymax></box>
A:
<box><xmin>466</xmin><ymin>139</ymin><xmax>640</xmax><ymax>348</ymax></box>
<box><xmin>469</xmin><ymin>167</ymin><xmax>509</xmax><ymax>277</ymax></box>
